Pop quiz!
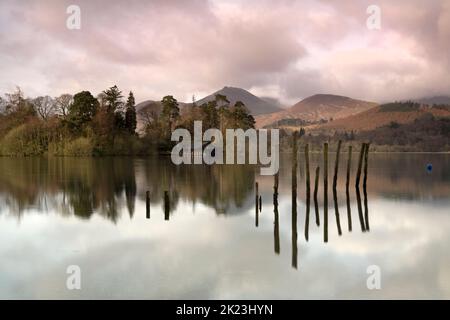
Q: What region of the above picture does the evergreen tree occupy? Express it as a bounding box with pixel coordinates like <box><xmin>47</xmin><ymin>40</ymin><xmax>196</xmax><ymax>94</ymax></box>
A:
<box><xmin>68</xmin><ymin>91</ymin><xmax>99</xmax><ymax>132</ymax></box>
<box><xmin>160</xmin><ymin>95</ymin><xmax>180</xmax><ymax>136</ymax></box>
<box><xmin>125</xmin><ymin>91</ymin><xmax>137</xmax><ymax>135</ymax></box>
<box><xmin>231</xmin><ymin>101</ymin><xmax>254</xmax><ymax>129</ymax></box>
<box><xmin>102</xmin><ymin>85</ymin><xmax>123</xmax><ymax>114</ymax></box>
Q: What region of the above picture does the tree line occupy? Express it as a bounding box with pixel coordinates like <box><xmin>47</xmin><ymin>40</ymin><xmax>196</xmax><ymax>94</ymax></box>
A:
<box><xmin>0</xmin><ymin>86</ymin><xmax>255</xmax><ymax>156</ymax></box>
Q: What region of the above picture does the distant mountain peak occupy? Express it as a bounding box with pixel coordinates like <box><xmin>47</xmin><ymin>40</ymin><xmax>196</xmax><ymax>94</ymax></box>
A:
<box><xmin>196</xmin><ymin>87</ymin><xmax>281</xmax><ymax>115</ymax></box>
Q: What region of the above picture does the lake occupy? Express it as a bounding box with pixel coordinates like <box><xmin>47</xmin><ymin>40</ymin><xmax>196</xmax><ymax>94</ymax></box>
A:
<box><xmin>0</xmin><ymin>153</ymin><xmax>449</xmax><ymax>299</ymax></box>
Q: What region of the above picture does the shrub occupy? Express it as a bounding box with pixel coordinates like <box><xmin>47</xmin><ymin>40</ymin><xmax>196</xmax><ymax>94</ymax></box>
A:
<box><xmin>63</xmin><ymin>137</ymin><xmax>93</xmax><ymax>156</ymax></box>
<box><xmin>0</xmin><ymin>122</ymin><xmax>47</xmax><ymax>156</ymax></box>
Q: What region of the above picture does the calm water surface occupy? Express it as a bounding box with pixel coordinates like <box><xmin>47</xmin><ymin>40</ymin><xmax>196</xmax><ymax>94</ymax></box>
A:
<box><xmin>0</xmin><ymin>153</ymin><xmax>449</xmax><ymax>299</ymax></box>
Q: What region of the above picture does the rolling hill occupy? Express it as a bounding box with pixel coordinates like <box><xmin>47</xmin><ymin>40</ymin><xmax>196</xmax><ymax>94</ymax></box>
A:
<box><xmin>312</xmin><ymin>103</ymin><xmax>450</xmax><ymax>133</ymax></box>
<box><xmin>255</xmin><ymin>94</ymin><xmax>377</xmax><ymax>128</ymax></box>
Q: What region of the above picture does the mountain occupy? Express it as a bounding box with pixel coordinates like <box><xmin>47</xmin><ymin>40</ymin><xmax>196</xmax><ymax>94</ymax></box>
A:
<box><xmin>311</xmin><ymin>102</ymin><xmax>450</xmax><ymax>133</ymax></box>
<box><xmin>255</xmin><ymin>94</ymin><xmax>377</xmax><ymax>128</ymax></box>
<box><xmin>195</xmin><ymin>86</ymin><xmax>281</xmax><ymax>115</ymax></box>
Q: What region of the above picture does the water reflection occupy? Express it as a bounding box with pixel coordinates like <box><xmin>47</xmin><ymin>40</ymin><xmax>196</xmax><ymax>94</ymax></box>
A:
<box><xmin>0</xmin><ymin>153</ymin><xmax>449</xmax><ymax>298</ymax></box>
<box><xmin>0</xmin><ymin>157</ymin><xmax>256</xmax><ymax>221</ymax></box>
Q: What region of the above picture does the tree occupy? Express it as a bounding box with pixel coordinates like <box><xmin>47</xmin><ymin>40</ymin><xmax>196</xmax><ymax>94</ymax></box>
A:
<box><xmin>32</xmin><ymin>96</ymin><xmax>56</xmax><ymax>120</ymax></box>
<box><xmin>55</xmin><ymin>94</ymin><xmax>73</xmax><ymax>118</ymax></box>
<box><xmin>0</xmin><ymin>96</ymin><xmax>7</xmax><ymax>114</ymax></box>
<box><xmin>4</xmin><ymin>86</ymin><xmax>29</xmax><ymax>113</ymax></box>
<box><xmin>68</xmin><ymin>91</ymin><xmax>99</xmax><ymax>131</ymax></box>
<box><xmin>215</xmin><ymin>94</ymin><xmax>230</xmax><ymax>132</ymax></box>
<box><xmin>160</xmin><ymin>95</ymin><xmax>180</xmax><ymax>135</ymax></box>
<box><xmin>124</xmin><ymin>91</ymin><xmax>137</xmax><ymax>135</ymax></box>
<box><xmin>102</xmin><ymin>85</ymin><xmax>123</xmax><ymax>114</ymax></box>
<box><xmin>200</xmin><ymin>101</ymin><xmax>218</xmax><ymax>129</ymax></box>
<box><xmin>231</xmin><ymin>101</ymin><xmax>255</xmax><ymax>129</ymax></box>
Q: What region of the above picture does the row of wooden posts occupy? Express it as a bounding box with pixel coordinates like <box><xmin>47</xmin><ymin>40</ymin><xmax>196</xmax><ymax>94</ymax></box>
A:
<box><xmin>255</xmin><ymin>135</ymin><xmax>371</xmax><ymax>268</ymax></box>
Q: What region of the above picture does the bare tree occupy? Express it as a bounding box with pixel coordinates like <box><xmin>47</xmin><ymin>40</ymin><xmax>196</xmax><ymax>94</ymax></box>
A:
<box><xmin>32</xmin><ymin>96</ymin><xmax>56</xmax><ymax>120</ymax></box>
<box><xmin>0</xmin><ymin>96</ymin><xmax>7</xmax><ymax>114</ymax></box>
<box><xmin>55</xmin><ymin>94</ymin><xmax>73</xmax><ymax>118</ymax></box>
<box><xmin>137</xmin><ymin>103</ymin><xmax>161</xmax><ymax>135</ymax></box>
<box><xmin>4</xmin><ymin>86</ymin><xmax>26</xmax><ymax>113</ymax></box>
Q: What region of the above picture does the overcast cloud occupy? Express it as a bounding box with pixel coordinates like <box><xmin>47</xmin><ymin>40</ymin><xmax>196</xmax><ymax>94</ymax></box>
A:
<box><xmin>0</xmin><ymin>0</ymin><xmax>449</xmax><ymax>105</ymax></box>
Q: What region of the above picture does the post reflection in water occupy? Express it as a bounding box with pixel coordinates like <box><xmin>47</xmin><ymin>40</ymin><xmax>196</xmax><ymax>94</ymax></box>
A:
<box><xmin>0</xmin><ymin>152</ymin><xmax>376</xmax><ymax>271</ymax></box>
<box><xmin>273</xmin><ymin>173</ymin><xmax>280</xmax><ymax>255</ymax></box>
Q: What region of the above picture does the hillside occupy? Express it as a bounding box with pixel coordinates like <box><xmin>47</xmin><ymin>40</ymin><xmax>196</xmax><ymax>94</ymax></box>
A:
<box><xmin>312</xmin><ymin>102</ymin><xmax>450</xmax><ymax>133</ymax></box>
<box><xmin>255</xmin><ymin>94</ymin><xmax>377</xmax><ymax>128</ymax></box>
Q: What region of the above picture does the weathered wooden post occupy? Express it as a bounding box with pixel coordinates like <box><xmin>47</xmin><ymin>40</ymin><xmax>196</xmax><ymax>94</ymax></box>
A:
<box><xmin>292</xmin><ymin>188</ymin><xmax>298</xmax><ymax>269</ymax></box>
<box><xmin>292</xmin><ymin>131</ymin><xmax>298</xmax><ymax>190</ymax></box>
<box><xmin>346</xmin><ymin>146</ymin><xmax>352</xmax><ymax>231</ymax></box>
<box><xmin>305</xmin><ymin>144</ymin><xmax>310</xmax><ymax>241</ymax></box>
<box><xmin>324</xmin><ymin>142</ymin><xmax>328</xmax><ymax>243</ymax></box>
<box><xmin>255</xmin><ymin>182</ymin><xmax>259</xmax><ymax>227</ymax></box>
<box><xmin>356</xmin><ymin>185</ymin><xmax>366</xmax><ymax>232</ymax></box>
<box><xmin>274</xmin><ymin>173</ymin><xmax>280</xmax><ymax>255</ymax></box>
<box><xmin>274</xmin><ymin>172</ymin><xmax>279</xmax><ymax>204</ymax></box>
<box><xmin>146</xmin><ymin>190</ymin><xmax>150</xmax><ymax>219</ymax></box>
<box><xmin>333</xmin><ymin>140</ymin><xmax>342</xmax><ymax>236</ymax></box>
<box><xmin>355</xmin><ymin>143</ymin><xmax>366</xmax><ymax>188</ymax></box>
<box><xmin>164</xmin><ymin>191</ymin><xmax>170</xmax><ymax>221</ymax></box>
<box><xmin>363</xmin><ymin>143</ymin><xmax>370</xmax><ymax>231</ymax></box>
<box><xmin>314</xmin><ymin>166</ymin><xmax>320</xmax><ymax>226</ymax></box>
<box><xmin>363</xmin><ymin>143</ymin><xmax>370</xmax><ymax>189</ymax></box>
<box><xmin>356</xmin><ymin>143</ymin><xmax>367</xmax><ymax>232</ymax></box>
<box><xmin>292</xmin><ymin>131</ymin><xmax>298</xmax><ymax>268</ymax></box>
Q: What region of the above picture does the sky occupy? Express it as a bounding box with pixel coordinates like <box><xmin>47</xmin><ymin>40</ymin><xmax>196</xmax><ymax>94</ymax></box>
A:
<box><xmin>0</xmin><ymin>0</ymin><xmax>449</xmax><ymax>106</ymax></box>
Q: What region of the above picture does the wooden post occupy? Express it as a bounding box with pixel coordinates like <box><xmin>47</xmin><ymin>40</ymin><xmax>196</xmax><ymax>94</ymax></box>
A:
<box><xmin>345</xmin><ymin>146</ymin><xmax>352</xmax><ymax>232</ymax></box>
<box><xmin>292</xmin><ymin>131</ymin><xmax>298</xmax><ymax>268</ymax></box>
<box><xmin>346</xmin><ymin>146</ymin><xmax>352</xmax><ymax>189</ymax></box>
<box><xmin>323</xmin><ymin>142</ymin><xmax>328</xmax><ymax>243</ymax></box>
<box><xmin>314</xmin><ymin>166</ymin><xmax>320</xmax><ymax>226</ymax></box>
<box><xmin>292</xmin><ymin>186</ymin><xmax>298</xmax><ymax>269</ymax></box>
<box><xmin>346</xmin><ymin>145</ymin><xmax>352</xmax><ymax>232</ymax></box>
<box><xmin>356</xmin><ymin>185</ymin><xmax>366</xmax><ymax>232</ymax></box>
<box><xmin>164</xmin><ymin>191</ymin><xmax>170</xmax><ymax>221</ymax></box>
<box><xmin>146</xmin><ymin>190</ymin><xmax>150</xmax><ymax>219</ymax></box>
<box><xmin>363</xmin><ymin>143</ymin><xmax>370</xmax><ymax>231</ymax></box>
<box><xmin>363</xmin><ymin>143</ymin><xmax>370</xmax><ymax>190</ymax></box>
<box><xmin>292</xmin><ymin>131</ymin><xmax>298</xmax><ymax>190</ymax></box>
<box><xmin>274</xmin><ymin>173</ymin><xmax>280</xmax><ymax>255</ymax></box>
<box><xmin>333</xmin><ymin>140</ymin><xmax>342</xmax><ymax>236</ymax></box>
<box><xmin>255</xmin><ymin>182</ymin><xmax>259</xmax><ymax>227</ymax></box>
<box><xmin>305</xmin><ymin>144</ymin><xmax>310</xmax><ymax>241</ymax></box>
<box><xmin>355</xmin><ymin>143</ymin><xmax>366</xmax><ymax>188</ymax></box>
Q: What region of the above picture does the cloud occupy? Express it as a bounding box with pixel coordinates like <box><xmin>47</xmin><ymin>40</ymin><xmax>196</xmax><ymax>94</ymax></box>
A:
<box><xmin>0</xmin><ymin>0</ymin><xmax>449</xmax><ymax>104</ymax></box>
